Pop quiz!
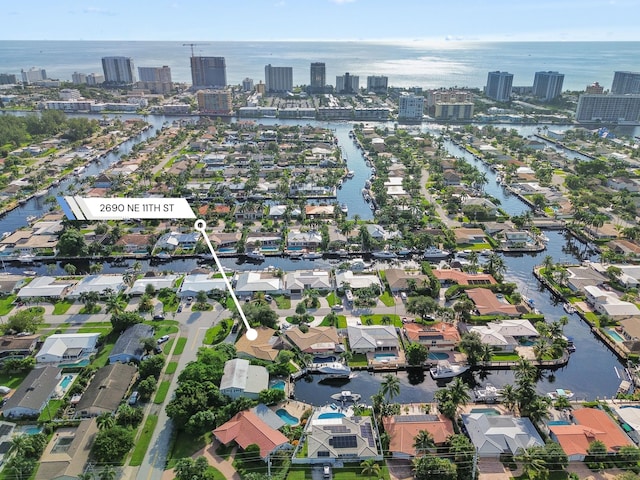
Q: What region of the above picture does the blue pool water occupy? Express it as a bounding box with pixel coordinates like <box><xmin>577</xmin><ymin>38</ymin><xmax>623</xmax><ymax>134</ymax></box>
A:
<box><xmin>428</xmin><ymin>352</ymin><xmax>449</xmax><ymax>360</ymax></box>
<box><xmin>313</xmin><ymin>356</ymin><xmax>336</xmax><ymax>363</ymax></box>
<box><xmin>288</xmin><ymin>246</ymin><xmax>303</xmax><ymax>251</ymax></box>
<box><xmin>59</xmin><ymin>359</ymin><xmax>89</xmax><ymax>368</ymax></box>
<box><xmin>470</xmin><ymin>408</ymin><xmax>500</xmax><ymax>416</ymax></box>
<box><xmin>23</xmin><ymin>426</ymin><xmax>43</xmax><ymax>435</ymax></box>
<box><xmin>271</xmin><ymin>380</ymin><xmax>286</xmax><ymax>391</ymax></box>
<box><xmin>261</xmin><ymin>246</ymin><xmax>279</xmax><ymax>252</ymax></box>
<box><xmin>621</xmin><ymin>405</ymin><xmax>640</xmax><ymax>409</ymax></box>
<box><xmin>607</xmin><ymin>329</ymin><xmax>625</xmax><ymax>342</ymax></box>
<box><xmin>318</xmin><ymin>412</ymin><xmax>345</xmax><ymax>419</ymax></box>
<box><xmin>218</xmin><ymin>247</ymin><xmax>235</xmax><ymax>253</ymax></box>
<box><xmin>60</xmin><ymin>375</ymin><xmax>73</xmax><ymax>389</ymax></box>
<box><xmin>374</xmin><ymin>353</ymin><xmax>397</xmax><ymax>361</ymax></box>
<box><xmin>548</xmin><ymin>420</ymin><xmax>571</xmax><ymax>425</ymax></box>
<box><xmin>275</xmin><ymin>409</ymin><xmax>299</xmax><ymax>425</ymax></box>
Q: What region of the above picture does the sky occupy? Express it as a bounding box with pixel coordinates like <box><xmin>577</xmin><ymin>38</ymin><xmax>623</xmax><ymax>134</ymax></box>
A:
<box><xmin>1</xmin><ymin>0</ymin><xmax>639</xmax><ymax>42</ymax></box>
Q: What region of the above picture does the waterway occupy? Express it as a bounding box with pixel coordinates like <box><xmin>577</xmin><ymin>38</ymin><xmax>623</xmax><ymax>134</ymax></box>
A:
<box><xmin>0</xmin><ymin>113</ymin><xmax>627</xmax><ymax>404</ymax></box>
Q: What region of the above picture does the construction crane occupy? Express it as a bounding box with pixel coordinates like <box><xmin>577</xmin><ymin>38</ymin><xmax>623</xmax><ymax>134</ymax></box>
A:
<box><xmin>182</xmin><ymin>43</ymin><xmax>210</xmax><ymax>57</ymax></box>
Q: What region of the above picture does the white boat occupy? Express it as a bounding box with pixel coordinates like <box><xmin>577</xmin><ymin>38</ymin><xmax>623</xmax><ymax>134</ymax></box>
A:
<box><xmin>155</xmin><ymin>252</ymin><xmax>171</xmax><ymax>260</ymax></box>
<box><xmin>23</xmin><ymin>270</ymin><xmax>37</xmax><ymax>276</ymax></box>
<box><xmin>538</xmin><ymin>234</ymin><xmax>550</xmax><ymax>243</ymax></box>
<box><xmin>288</xmin><ymin>251</ymin><xmax>303</xmax><ymax>259</ymax></box>
<box><xmin>372</xmin><ymin>250</ymin><xmax>397</xmax><ymax>259</ymax></box>
<box><xmin>26</xmin><ymin>216</ymin><xmax>37</xmax><ymax>223</ymax></box>
<box><xmin>330</xmin><ymin>390</ymin><xmax>361</xmax><ymax>402</ymax></box>
<box><xmin>547</xmin><ymin>388</ymin><xmax>574</xmax><ymax>400</ymax></box>
<box><xmin>245</xmin><ymin>249</ymin><xmax>265</xmax><ymax>261</ymax></box>
<box><xmin>317</xmin><ymin>362</ymin><xmax>352</xmax><ymax>375</ymax></box>
<box><xmin>340</xmin><ymin>203</ymin><xmax>349</xmax><ymax>214</ymax></box>
<box><xmin>474</xmin><ymin>384</ymin><xmax>503</xmax><ymax>403</ymax></box>
<box><xmin>302</xmin><ymin>252</ymin><xmax>323</xmax><ymax>260</ymax></box>
<box><xmin>345</xmin><ymin>170</ymin><xmax>355</xmax><ymax>178</ymax></box>
<box><xmin>430</xmin><ymin>360</ymin><xmax>469</xmax><ymax>379</ymax></box>
<box><xmin>563</xmin><ymin>303</ymin><xmax>576</xmax><ymax>314</ymax></box>
<box><xmin>423</xmin><ymin>246</ymin><xmax>451</xmax><ymax>261</ymax></box>
<box><xmin>17</xmin><ymin>253</ymin><xmax>36</xmax><ymax>263</ymax></box>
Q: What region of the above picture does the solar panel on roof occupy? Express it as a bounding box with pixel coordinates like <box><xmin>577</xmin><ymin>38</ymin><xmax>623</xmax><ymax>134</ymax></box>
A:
<box><xmin>395</xmin><ymin>414</ymin><xmax>437</xmax><ymax>423</ymax></box>
<box><xmin>0</xmin><ymin>425</ymin><xmax>12</xmax><ymax>436</ymax></box>
<box><xmin>0</xmin><ymin>442</ymin><xmax>11</xmax><ymax>454</ymax></box>
<box><xmin>329</xmin><ymin>435</ymin><xmax>358</xmax><ymax>449</ymax></box>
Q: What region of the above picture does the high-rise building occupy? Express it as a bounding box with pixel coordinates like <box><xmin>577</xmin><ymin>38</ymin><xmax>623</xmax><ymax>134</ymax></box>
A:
<box><xmin>138</xmin><ymin>66</ymin><xmax>173</xmax><ymax>94</ymax></box>
<box><xmin>586</xmin><ymin>82</ymin><xmax>604</xmax><ymax>94</ymax></box>
<box><xmin>0</xmin><ymin>73</ymin><xmax>18</xmax><ymax>85</ymax></box>
<box><xmin>264</xmin><ymin>64</ymin><xmax>293</xmax><ymax>93</ymax></box>
<box><xmin>309</xmin><ymin>62</ymin><xmax>326</xmax><ymax>93</ymax></box>
<box><xmin>533</xmin><ymin>71</ymin><xmax>564</xmax><ymax>101</ymax></box>
<box><xmin>336</xmin><ymin>73</ymin><xmax>359</xmax><ymax>94</ymax></box>
<box><xmin>71</xmin><ymin>72</ymin><xmax>87</xmax><ymax>85</ymax></box>
<box><xmin>21</xmin><ymin>68</ymin><xmax>47</xmax><ymax>84</ymax></box>
<box><xmin>242</xmin><ymin>78</ymin><xmax>254</xmax><ymax>92</ymax></box>
<box><xmin>576</xmin><ymin>94</ymin><xmax>640</xmax><ymax>124</ymax></box>
<box><xmin>611</xmin><ymin>71</ymin><xmax>640</xmax><ymax>95</ymax></box>
<box><xmin>398</xmin><ymin>93</ymin><xmax>424</xmax><ymax>121</ymax></box>
<box><xmin>86</xmin><ymin>73</ymin><xmax>104</xmax><ymax>86</ymax></box>
<box><xmin>434</xmin><ymin>103</ymin><xmax>474</xmax><ymax>121</ymax></box>
<box><xmin>196</xmin><ymin>89</ymin><xmax>232</xmax><ymax>115</ymax></box>
<box><xmin>485</xmin><ymin>71</ymin><xmax>513</xmax><ymax>102</ymax></box>
<box><xmin>366</xmin><ymin>76</ymin><xmax>388</xmax><ymax>94</ymax></box>
<box><xmin>190</xmin><ymin>57</ymin><xmax>227</xmax><ymax>89</ymax></box>
<box><xmin>101</xmin><ymin>57</ymin><xmax>135</xmax><ymax>85</ymax></box>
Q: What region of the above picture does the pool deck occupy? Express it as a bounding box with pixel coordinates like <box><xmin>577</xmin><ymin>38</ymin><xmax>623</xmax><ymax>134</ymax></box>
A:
<box><xmin>271</xmin><ymin>399</ymin><xmax>313</xmax><ymax>425</ymax></box>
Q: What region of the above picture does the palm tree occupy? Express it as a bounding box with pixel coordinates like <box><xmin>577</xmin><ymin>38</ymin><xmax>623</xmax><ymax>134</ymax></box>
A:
<box><xmin>413</xmin><ymin>429</ymin><xmax>435</xmax><ymax>456</ymax></box>
<box><xmin>532</xmin><ymin>338</ymin><xmax>551</xmax><ymax>363</ymax></box>
<box><xmin>515</xmin><ymin>447</ymin><xmax>548</xmax><ymax>480</ymax></box>
<box><xmin>541</xmin><ymin>255</ymin><xmax>554</xmax><ymax>274</ymax></box>
<box><xmin>77</xmin><ymin>473</ymin><xmax>94</xmax><ymax>480</ymax></box>
<box><xmin>105</xmin><ymin>294</ymin><xmax>124</xmax><ymax>316</ymax></box>
<box><xmin>448</xmin><ymin>377</ymin><xmax>471</xmax><ymax>409</ymax></box>
<box><xmin>514</xmin><ymin>358</ymin><xmax>538</xmax><ymax>384</ymax></box>
<box><xmin>380</xmin><ymin>374</ymin><xmax>401</xmax><ymax>403</ymax></box>
<box><xmin>96</xmin><ymin>412</ymin><xmax>115</xmax><ymax>430</ymax></box>
<box><xmin>98</xmin><ymin>465</ymin><xmax>117</xmax><ymax>480</ymax></box>
<box><xmin>360</xmin><ymin>459</ymin><xmax>381</xmax><ymax>480</ymax></box>
<box><xmin>500</xmin><ymin>384</ymin><xmax>518</xmax><ymax>413</ymax></box>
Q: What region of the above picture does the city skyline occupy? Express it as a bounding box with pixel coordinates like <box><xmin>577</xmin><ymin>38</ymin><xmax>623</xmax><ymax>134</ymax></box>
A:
<box><xmin>1</xmin><ymin>0</ymin><xmax>639</xmax><ymax>42</ymax></box>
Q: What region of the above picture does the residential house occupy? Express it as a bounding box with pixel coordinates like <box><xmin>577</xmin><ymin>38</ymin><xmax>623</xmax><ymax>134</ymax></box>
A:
<box><xmin>584</xmin><ymin>285</ymin><xmax>640</xmax><ymax>318</ymax></box>
<box><xmin>565</xmin><ymin>266</ymin><xmax>607</xmax><ymax>293</ymax></box>
<box><xmin>466</xmin><ymin>288</ymin><xmax>522</xmax><ymax>317</ymax></box>
<box><xmin>306</xmin><ymin>415</ymin><xmax>380</xmax><ymax>462</ymax></box>
<box><xmin>245</xmin><ymin>232</ymin><xmax>281</xmax><ymax>250</ymax></box>
<box><xmin>403</xmin><ymin>322</ymin><xmax>460</xmax><ymax>352</ymax></box>
<box><xmin>2</xmin><ymin>366</ymin><xmax>61</xmax><ymax>418</ymax></box>
<box><xmin>234</xmin><ymin>204</ymin><xmax>263</xmax><ymax>221</ymax></box>
<box><xmin>115</xmin><ymin>233</ymin><xmax>153</xmax><ymax>254</ymax></box>
<box><xmin>219</xmin><ymin>358</ymin><xmax>269</xmax><ymax>400</ymax></box>
<box><xmin>235</xmin><ymin>271</ymin><xmax>282</xmax><ymax>295</ymax></box>
<box><xmin>68</xmin><ymin>274</ymin><xmax>126</xmax><ymax>298</ymax></box>
<box><xmin>609</xmin><ymin>239</ymin><xmax>640</xmax><ymax>258</ymax></box>
<box><xmin>74</xmin><ymin>363</ymin><xmax>137</xmax><ymax>418</ymax></box>
<box><xmin>335</xmin><ymin>271</ymin><xmax>381</xmax><ymax>290</ymax></box>
<box><xmin>285</xmin><ymin>326</ymin><xmax>341</xmax><ymax>355</ymax></box>
<box><xmin>209</xmin><ymin>232</ymin><xmax>241</xmax><ymax>251</ymax></box>
<box><xmin>443</xmin><ymin>171</ymin><xmax>461</xmax><ymax>186</ymax></box>
<box><xmin>178</xmin><ymin>273</ymin><xmax>228</xmax><ymax>298</ymax></box>
<box><xmin>213</xmin><ymin>411</ymin><xmax>291</xmax><ymax>460</ymax></box>
<box><xmin>0</xmin><ymin>334</ymin><xmax>39</xmax><ymax>362</ymax></box>
<box><xmin>128</xmin><ymin>274</ymin><xmax>178</xmax><ymax>296</ymax></box>
<box><xmin>549</xmin><ymin>408</ymin><xmax>634</xmax><ymax>461</ymax></box>
<box><xmin>0</xmin><ymin>275</ymin><xmax>25</xmax><ymax>295</ymax></box>
<box><xmin>155</xmin><ymin>231</ymin><xmax>200</xmax><ymax>251</ymax></box>
<box><xmin>384</xmin><ymin>269</ymin><xmax>431</xmax><ymax>293</ymax></box>
<box><xmin>607</xmin><ymin>177</ymin><xmax>640</xmax><ymax>193</ymax></box>
<box><xmin>462</xmin><ymin>413</ymin><xmax>544</xmax><ymax>458</ymax></box>
<box><xmin>36</xmin><ymin>333</ymin><xmax>100</xmax><ymax>365</ymax></box>
<box><xmin>250</xmin><ymin>403</ymin><xmax>286</xmax><ymax>431</ymax></box>
<box><xmin>503</xmin><ymin>230</ymin><xmax>535</xmax><ymax>248</ymax></box>
<box><xmin>382</xmin><ymin>413</ymin><xmax>455</xmax><ymax>458</ymax></box>
<box><xmin>304</xmin><ymin>205</ymin><xmax>335</xmax><ymax>218</ymax></box>
<box><xmin>287</xmin><ymin>230</ymin><xmax>322</xmax><ymax>249</ymax></box>
<box><xmin>235</xmin><ymin>326</ymin><xmax>283</xmax><ymax>362</ymax></box>
<box><xmin>269</xmin><ymin>205</ymin><xmax>301</xmax><ymax>220</ymax></box>
<box><xmin>468</xmin><ymin>319</ymin><xmax>539</xmax><ymax>352</ymax></box>
<box><xmin>347</xmin><ymin>325</ymin><xmax>399</xmax><ymax>354</ymax></box>
<box><xmin>284</xmin><ymin>270</ymin><xmax>331</xmax><ymax>297</ymax></box>
<box><xmin>108</xmin><ymin>323</ymin><xmax>154</xmax><ymax>364</ymax></box>
<box><xmin>17</xmin><ymin>276</ymin><xmax>73</xmax><ymax>299</ymax></box>
<box><xmin>463</xmin><ymin>197</ymin><xmax>498</xmax><ymax>217</ymax></box>
<box><xmin>0</xmin><ymin>229</ymin><xmax>58</xmax><ymax>256</ymax></box>
<box><xmin>35</xmin><ymin>418</ymin><xmax>98</xmax><ymax>480</ymax></box>
<box><xmin>365</xmin><ymin>224</ymin><xmax>401</xmax><ymax>241</ymax></box>
<box><xmin>432</xmin><ymin>269</ymin><xmax>497</xmax><ymax>286</ymax></box>
<box><xmin>453</xmin><ymin>228</ymin><xmax>487</xmax><ymax>245</ymax></box>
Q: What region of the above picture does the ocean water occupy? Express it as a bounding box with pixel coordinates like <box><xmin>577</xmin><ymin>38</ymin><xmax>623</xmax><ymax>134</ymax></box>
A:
<box><xmin>1</xmin><ymin>40</ymin><xmax>638</xmax><ymax>91</ymax></box>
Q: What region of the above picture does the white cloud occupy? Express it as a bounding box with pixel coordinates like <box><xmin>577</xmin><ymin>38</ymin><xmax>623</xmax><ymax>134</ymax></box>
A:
<box><xmin>329</xmin><ymin>0</ymin><xmax>356</xmax><ymax>4</ymax></box>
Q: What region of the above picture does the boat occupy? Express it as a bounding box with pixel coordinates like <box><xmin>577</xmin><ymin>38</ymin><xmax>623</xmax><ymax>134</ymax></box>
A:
<box><xmin>565</xmin><ymin>336</ymin><xmax>576</xmax><ymax>353</ymax></box>
<box><xmin>17</xmin><ymin>253</ymin><xmax>36</xmax><ymax>264</ymax></box>
<box><xmin>372</xmin><ymin>250</ymin><xmax>397</xmax><ymax>259</ymax></box>
<box><xmin>538</xmin><ymin>234</ymin><xmax>550</xmax><ymax>243</ymax></box>
<box><xmin>288</xmin><ymin>251</ymin><xmax>303</xmax><ymax>260</ymax></box>
<box><xmin>547</xmin><ymin>388</ymin><xmax>574</xmax><ymax>400</ymax></box>
<box><xmin>155</xmin><ymin>252</ymin><xmax>171</xmax><ymax>260</ymax></box>
<box><xmin>33</xmin><ymin>189</ymin><xmax>49</xmax><ymax>198</ymax></box>
<box><xmin>430</xmin><ymin>360</ymin><xmax>469</xmax><ymax>379</ymax></box>
<box><xmin>423</xmin><ymin>246</ymin><xmax>451</xmax><ymax>261</ymax></box>
<box><xmin>340</xmin><ymin>203</ymin><xmax>349</xmax><ymax>214</ymax></box>
<box><xmin>563</xmin><ymin>303</ymin><xmax>576</xmax><ymax>314</ymax></box>
<box><xmin>337</xmin><ymin>179</ymin><xmax>343</xmax><ymax>189</ymax></box>
<box><xmin>473</xmin><ymin>384</ymin><xmax>503</xmax><ymax>403</ymax></box>
<box><xmin>317</xmin><ymin>362</ymin><xmax>352</xmax><ymax>375</ymax></box>
<box><xmin>245</xmin><ymin>249</ymin><xmax>265</xmax><ymax>261</ymax></box>
<box><xmin>330</xmin><ymin>390</ymin><xmax>361</xmax><ymax>402</ymax></box>
<box><xmin>26</xmin><ymin>216</ymin><xmax>37</xmax><ymax>223</ymax></box>
<box><xmin>345</xmin><ymin>170</ymin><xmax>355</xmax><ymax>178</ymax></box>
<box><xmin>302</xmin><ymin>252</ymin><xmax>323</xmax><ymax>260</ymax></box>
<box><xmin>23</xmin><ymin>270</ymin><xmax>37</xmax><ymax>276</ymax></box>
<box><xmin>397</xmin><ymin>248</ymin><xmax>414</xmax><ymax>256</ymax></box>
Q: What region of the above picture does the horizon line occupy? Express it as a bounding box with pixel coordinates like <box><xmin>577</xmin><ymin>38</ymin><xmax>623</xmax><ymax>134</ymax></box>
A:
<box><xmin>1</xmin><ymin>38</ymin><xmax>639</xmax><ymax>43</ymax></box>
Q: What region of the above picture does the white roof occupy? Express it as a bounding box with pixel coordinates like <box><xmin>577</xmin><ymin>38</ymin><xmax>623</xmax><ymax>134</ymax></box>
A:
<box><xmin>235</xmin><ymin>272</ymin><xmax>281</xmax><ymax>293</ymax></box>
<box><xmin>219</xmin><ymin>358</ymin><xmax>269</xmax><ymax>395</ymax></box>
<box><xmin>347</xmin><ymin>325</ymin><xmax>398</xmax><ymax>350</ymax></box>
<box><xmin>128</xmin><ymin>275</ymin><xmax>178</xmax><ymax>295</ymax></box>
<box><xmin>470</xmin><ymin>319</ymin><xmax>538</xmax><ymax>339</ymax></box>
<box><xmin>36</xmin><ymin>333</ymin><xmax>100</xmax><ymax>360</ymax></box>
<box><xmin>462</xmin><ymin>413</ymin><xmax>544</xmax><ymax>457</ymax></box>
<box><xmin>18</xmin><ymin>276</ymin><xmax>71</xmax><ymax>298</ymax></box>
<box><xmin>335</xmin><ymin>271</ymin><xmax>381</xmax><ymax>290</ymax></box>
<box><xmin>69</xmin><ymin>275</ymin><xmax>125</xmax><ymax>297</ymax></box>
<box><xmin>285</xmin><ymin>270</ymin><xmax>331</xmax><ymax>291</ymax></box>
<box><xmin>178</xmin><ymin>274</ymin><xmax>228</xmax><ymax>297</ymax></box>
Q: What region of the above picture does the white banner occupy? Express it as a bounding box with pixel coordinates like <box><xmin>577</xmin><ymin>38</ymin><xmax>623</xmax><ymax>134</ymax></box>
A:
<box><xmin>65</xmin><ymin>197</ymin><xmax>196</xmax><ymax>220</ymax></box>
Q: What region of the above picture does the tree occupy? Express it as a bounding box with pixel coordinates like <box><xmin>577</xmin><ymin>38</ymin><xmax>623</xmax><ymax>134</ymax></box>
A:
<box><xmin>98</xmin><ymin>465</ymin><xmax>117</xmax><ymax>480</ymax></box>
<box><xmin>174</xmin><ymin>456</ymin><xmax>213</xmax><ymax>480</ymax></box>
<box><xmin>516</xmin><ymin>446</ymin><xmax>549</xmax><ymax>480</ymax></box>
<box><xmin>413</xmin><ymin>429</ymin><xmax>435</xmax><ymax>455</ymax></box>
<box><xmin>380</xmin><ymin>374</ymin><xmax>400</xmax><ymax>402</ymax></box>
<box><xmin>360</xmin><ymin>459</ymin><xmax>382</xmax><ymax>479</ymax></box>
<box><xmin>115</xmin><ymin>404</ymin><xmax>144</xmax><ymax>428</ymax></box>
<box><xmin>413</xmin><ymin>455</ymin><xmax>457</xmax><ymax>480</ymax></box>
<box><xmin>541</xmin><ymin>255</ymin><xmax>554</xmax><ymax>274</ymax></box>
<box><xmin>138</xmin><ymin>294</ymin><xmax>153</xmax><ymax>313</ymax></box>
<box><xmin>185</xmin><ymin>410</ymin><xmax>217</xmax><ymax>436</ymax></box>
<box><xmin>110</xmin><ymin>312</ymin><xmax>144</xmax><ymax>333</ymax></box>
<box><xmin>137</xmin><ymin>375</ymin><xmax>157</xmax><ymax>401</ymax></box>
<box><xmin>105</xmin><ymin>294</ymin><xmax>125</xmax><ymax>316</ymax></box>
<box><xmin>57</xmin><ymin>228</ymin><xmax>88</xmax><ymax>256</ymax></box>
<box><xmin>89</xmin><ymin>262</ymin><xmax>104</xmax><ymax>274</ymax></box>
<box><xmin>91</xmin><ymin>426</ymin><xmax>135</xmax><ymax>463</ymax></box>
<box><xmin>405</xmin><ymin>342</ymin><xmax>429</xmax><ymax>367</ymax></box>
<box><xmin>63</xmin><ymin>263</ymin><xmax>77</xmax><ymax>275</ymax></box>
<box><xmin>139</xmin><ymin>355</ymin><xmax>165</xmax><ymax>380</ymax></box>
<box><xmin>79</xmin><ymin>291</ymin><xmax>100</xmax><ymax>312</ymax></box>
<box><xmin>140</xmin><ymin>337</ymin><xmax>157</xmax><ymax>354</ymax></box>
<box><xmin>500</xmin><ymin>384</ymin><xmax>518</xmax><ymax>413</ymax></box>
<box><xmin>448</xmin><ymin>434</ymin><xmax>475</xmax><ymax>480</ymax></box>
<box><xmin>459</xmin><ymin>332</ymin><xmax>484</xmax><ymax>367</ymax></box>
<box><xmin>96</xmin><ymin>412</ymin><xmax>115</xmax><ymax>430</ymax></box>
<box><xmin>4</xmin><ymin>308</ymin><xmax>43</xmax><ymax>334</ymax></box>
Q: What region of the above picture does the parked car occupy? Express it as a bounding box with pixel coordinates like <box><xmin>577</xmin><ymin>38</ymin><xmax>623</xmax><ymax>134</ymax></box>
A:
<box><xmin>331</xmin><ymin>304</ymin><xmax>344</xmax><ymax>311</ymax></box>
<box><xmin>323</xmin><ymin>465</ymin><xmax>331</xmax><ymax>478</ymax></box>
<box><xmin>264</xmin><ymin>295</ymin><xmax>273</xmax><ymax>302</ymax></box>
<box><xmin>177</xmin><ymin>305</ymin><xmax>183</xmax><ymax>313</ymax></box>
<box><xmin>0</xmin><ymin>386</ymin><xmax>10</xmax><ymax>395</ymax></box>
<box><xmin>152</xmin><ymin>313</ymin><xmax>165</xmax><ymax>320</ymax></box>
<box><xmin>157</xmin><ymin>335</ymin><xmax>170</xmax><ymax>344</ymax></box>
<box><xmin>128</xmin><ymin>391</ymin><xmax>139</xmax><ymax>405</ymax></box>
<box><xmin>231</xmin><ymin>323</ymin><xmax>239</xmax><ymax>334</ymax></box>
<box><xmin>154</xmin><ymin>345</ymin><xmax>163</xmax><ymax>354</ymax></box>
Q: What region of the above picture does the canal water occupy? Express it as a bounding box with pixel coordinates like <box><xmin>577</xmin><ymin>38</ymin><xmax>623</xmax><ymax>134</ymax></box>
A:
<box><xmin>0</xmin><ymin>114</ymin><xmax>627</xmax><ymax>404</ymax></box>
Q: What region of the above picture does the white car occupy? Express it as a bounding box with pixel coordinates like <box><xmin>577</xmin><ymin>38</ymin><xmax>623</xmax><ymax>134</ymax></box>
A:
<box><xmin>157</xmin><ymin>335</ymin><xmax>170</xmax><ymax>344</ymax></box>
<box><xmin>0</xmin><ymin>386</ymin><xmax>10</xmax><ymax>395</ymax></box>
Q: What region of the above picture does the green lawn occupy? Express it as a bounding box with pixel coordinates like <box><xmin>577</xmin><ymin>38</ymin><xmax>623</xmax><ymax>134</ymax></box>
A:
<box><xmin>491</xmin><ymin>352</ymin><xmax>521</xmax><ymax>361</ymax></box>
<box><xmin>208</xmin><ymin>467</ymin><xmax>226</xmax><ymax>480</ymax></box>
<box><xmin>166</xmin><ymin>431</ymin><xmax>212</xmax><ymax>469</ymax></box>
<box><xmin>154</xmin><ymin>381</ymin><xmax>171</xmax><ymax>404</ymax></box>
<box><xmin>337</xmin><ymin>316</ymin><xmax>348</xmax><ymax>328</ymax></box>
<box><xmin>379</xmin><ymin>291</ymin><xmax>395</xmax><ymax>307</ymax></box>
<box><xmin>78</xmin><ymin>326</ymin><xmax>112</xmax><ymax>334</ymax></box>
<box><xmin>129</xmin><ymin>414</ymin><xmax>158</xmax><ymax>466</ymax></box>
<box><xmin>349</xmin><ymin>353</ymin><xmax>368</xmax><ymax>367</ymax></box>
<box><xmin>359</xmin><ymin>314</ymin><xmax>402</xmax><ymax>327</ymax></box>
<box><xmin>332</xmin><ymin>464</ymin><xmax>390</xmax><ymax>480</ymax></box>
<box><xmin>38</xmin><ymin>399</ymin><xmax>64</xmax><ymax>422</ymax></box>
<box><xmin>79</xmin><ymin>305</ymin><xmax>102</xmax><ymax>314</ymax></box>
<box><xmin>274</xmin><ymin>295</ymin><xmax>291</xmax><ymax>309</ymax></box>
<box><xmin>93</xmin><ymin>343</ymin><xmax>115</xmax><ymax>368</ymax></box>
<box><xmin>326</xmin><ymin>292</ymin><xmax>339</xmax><ymax>307</ymax></box>
<box><xmin>204</xmin><ymin>319</ymin><xmax>232</xmax><ymax>345</ymax></box>
<box><xmin>173</xmin><ymin>337</ymin><xmax>187</xmax><ymax>355</ymax></box>
<box><xmin>0</xmin><ymin>295</ymin><xmax>16</xmax><ymax>316</ymax></box>
<box><xmin>165</xmin><ymin>361</ymin><xmax>178</xmax><ymax>374</ymax></box>
<box><xmin>158</xmin><ymin>291</ymin><xmax>179</xmax><ymax>313</ymax></box>
<box><xmin>52</xmin><ymin>300</ymin><xmax>74</xmax><ymax>315</ymax></box>
<box><xmin>0</xmin><ymin>371</ymin><xmax>30</xmax><ymax>389</ymax></box>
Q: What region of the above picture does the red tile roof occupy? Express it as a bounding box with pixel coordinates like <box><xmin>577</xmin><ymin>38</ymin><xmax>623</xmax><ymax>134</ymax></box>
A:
<box><xmin>432</xmin><ymin>270</ymin><xmax>497</xmax><ymax>285</ymax></box>
<box><xmin>466</xmin><ymin>288</ymin><xmax>520</xmax><ymax>316</ymax></box>
<box><xmin>382</xmin><ymin>414</ymin><xmax>454</xmax><ymax>456</ymax></box>
<box><xmin>404</xmin><ymin>322</ymin><xmax>460</xmax><ymax>344</ymax></box>
<box><xmin>213</xmin><ymin>410</ymin><xmax>289</xmax><ymax>458</ymax></box>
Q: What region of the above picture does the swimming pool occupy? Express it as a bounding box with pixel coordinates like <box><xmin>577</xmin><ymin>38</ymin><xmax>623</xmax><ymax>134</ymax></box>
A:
<box><xmin>548</xmin><ymin>420</ymin><xmax>570</xmax><ymax>426</ymax></box>
<box><xmin>21</xmin><ymin>425</ymin><xmax>43</xmax><ymax>435</ymax></box>
<box><xmin>428</xmin><ymin>352</ymin><xmax>449</xmax><ymax>360</ymax></box>
<box><xmin>271</xmin><ymin>380</ymin><xmax>286</xmax><ymax>391</ymax></box>
<box><xmin>60</xmin><ymin>375</ymin><xmax>73</xmax><ymax>389</ymax></box>
<box><xmin>58</xmin><ymin>359</ymin><xmax>90</xmax><ymax>368</ymax></box>
<box><xmin>606</xmin><ymin>329</ymin><xmax>625</xmax><ymax>342</ymax></box>
<box><xmin>218</xmin><ymin>247</ymin><xmax>236</xmax><ymax>253</ymax></box>
<box><xmin>374</xmin><ymin>353</ymin><xmax>397</xmax><ymax>361</ymax></box>
<box><xmin>470</xmin><ymin>408</ymin><xmax>500</xmax><ymax>416</ymax></box>
<box><xmin>318</xmin><ymin>412</ymin><xmax>345</xmax><ymax>419</ymax></box>
<box><xmin>275</xmin><ymin>409</ymin><xmax>299</xmax><ymax>425</ymax></box>
<box><xmin>261</xmin><ymin>246</ymin><xmax>279</xmax><ymax>252</ymax></box>
<box><xmin>313</xmin><ymin>355</ymin><xmax>337</xmax><ymax>363</ymax></box>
